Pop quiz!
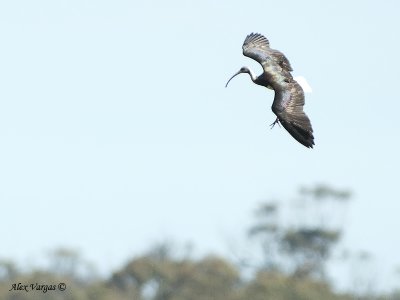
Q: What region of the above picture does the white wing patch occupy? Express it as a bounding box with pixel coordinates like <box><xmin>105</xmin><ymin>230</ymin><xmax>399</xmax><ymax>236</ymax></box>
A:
<box><xmin>294</xmin><ymin>76</ymin><xmax>312</xmax><ymax>93</ymax></box>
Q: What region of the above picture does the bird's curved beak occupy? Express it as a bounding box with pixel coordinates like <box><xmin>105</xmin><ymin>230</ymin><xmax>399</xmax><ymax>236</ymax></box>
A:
<box><xmin>225</xmin><ymin>70</ymin><xmax>242</xmax><ymax>88</ymax></box>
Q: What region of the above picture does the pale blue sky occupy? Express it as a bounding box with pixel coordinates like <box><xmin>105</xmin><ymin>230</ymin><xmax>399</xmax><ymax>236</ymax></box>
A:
<box><xmin>1</xmin><ymin>0</ymin><xmax>399</xmax><ymax>292</ymax></box>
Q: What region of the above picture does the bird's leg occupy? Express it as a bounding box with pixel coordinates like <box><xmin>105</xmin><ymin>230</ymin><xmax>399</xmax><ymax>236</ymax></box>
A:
<box><xmin>270</xmin><ymin>118</ymin><xmax>281</xmax><ymax>129</ymax></box>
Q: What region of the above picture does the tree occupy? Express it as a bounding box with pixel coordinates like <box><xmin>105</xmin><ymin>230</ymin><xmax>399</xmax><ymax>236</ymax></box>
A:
<box><xmin>242</xmin><ymin>271</ymin><xmax>352</xmax><ymax>300</ymax></box>
<box><xmin>48</xmin><ymin>247</ymin><xmax>97</xmax><ymax>282</ymax></box>
<box><xmin>110</xmin><ymin>243</ymin><xmax>241</xmax><ymax>300</ymax></box>
<box><xmin>248</xmin><ymin>202</ymin><xmax>281</xmax><ymax>272</ymax></box>
<box><xmin>0</xmin><ymin>259</ymin><xmax>18</xmax><ymax>281</ymax></box>
<box><xmin>249</xmin><ymin>184</ymin><xmax>351</xmax><ymax>279</ymax></box>
<box><xmin>281</xmin><ymin>228</ymin><xmax>340</xmax><ymax>278</ymax></box>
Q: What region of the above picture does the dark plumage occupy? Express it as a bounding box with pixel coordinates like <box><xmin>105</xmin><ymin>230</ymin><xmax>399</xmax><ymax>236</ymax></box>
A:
<box><xmin>226</xmin><ymin>33</ymin><xmax>315</xmax><ymax>148</ymax></box>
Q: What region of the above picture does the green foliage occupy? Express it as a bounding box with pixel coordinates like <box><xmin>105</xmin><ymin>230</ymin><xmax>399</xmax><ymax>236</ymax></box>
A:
<box><xmin>282</xmin><ymin>228</ymin><xmax>340</xmax><ymax>278</ymax></box>
<box><xmin>0</xmin><ymin>259</ymin><xmax>18</xmax><ymax>281</ymax></box>
<box><xmin>0</xmin><ymin>248</ymin><xmax>356</xmax><ymax>300</ymax></box>
<box><xmin>282</xmin><ymin>229</ymin><xmax>340</xmax><ymax>256</ymax></box>
<box><xmin>1</xmin><ymin>184</ymin><xmax>396</xmax><ymax>299</ymax></box>
<box><xmin>242</xmin><ymin>271</ymin><xmax>352</xmax><ymax>300</ymax></box>
<box><xmin>299</xmin><ymin>184</ymin><xmax>351</xmax><ymax>201</ymax></box>
<box><xmin>110</xmin><ymin>253</ymin><xmax>240</xmax><ymax>300</ymax></box>
<box><xmin>248</xmin><ymin>184</ymin><xmax>350</xmax><ymax>278</ymax></box>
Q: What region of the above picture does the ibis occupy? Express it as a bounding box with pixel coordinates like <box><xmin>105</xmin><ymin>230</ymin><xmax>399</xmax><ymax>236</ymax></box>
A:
<box><xmin>226</xmin><ymin>33</ymin><xmax>315</xmax><ymax>148</ymax></box>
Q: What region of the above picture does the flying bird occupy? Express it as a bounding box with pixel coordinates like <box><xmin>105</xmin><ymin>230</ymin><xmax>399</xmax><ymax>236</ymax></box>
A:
<box><xmin>226</xmin><ymin>33</ymin><xmax>315</xmax><ymax>148</ymax></box>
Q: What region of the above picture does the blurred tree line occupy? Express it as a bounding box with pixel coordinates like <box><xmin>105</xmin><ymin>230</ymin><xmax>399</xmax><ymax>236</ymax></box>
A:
<box><xmin>0</xmin><ymin>184</ymin><xmax>399</xmax><ymax>300</ymax></box>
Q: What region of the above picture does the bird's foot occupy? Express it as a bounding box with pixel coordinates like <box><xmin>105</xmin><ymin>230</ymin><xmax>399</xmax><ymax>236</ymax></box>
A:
<box><xmin>270</xmin><ymin>118</ymin><xmax>281</xmax><ymax>129</ymax></box>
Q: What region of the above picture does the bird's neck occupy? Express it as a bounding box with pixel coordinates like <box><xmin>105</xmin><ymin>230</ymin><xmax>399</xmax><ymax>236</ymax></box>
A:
<box><xmin>247</xmin><ymin>69</ymin><xmax>257</xmax><ymax>83</ymax></box>
<box><xmin>254</xmin><ymin>73</ymin><xmax>271</xmax><ymax>88</ymax></box>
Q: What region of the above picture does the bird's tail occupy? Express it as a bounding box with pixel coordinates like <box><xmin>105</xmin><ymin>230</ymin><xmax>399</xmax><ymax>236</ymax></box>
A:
<box><xmin>294</xmin><ymin>76</ymin><xmax>312</xmax><ymax>93</ymax></box>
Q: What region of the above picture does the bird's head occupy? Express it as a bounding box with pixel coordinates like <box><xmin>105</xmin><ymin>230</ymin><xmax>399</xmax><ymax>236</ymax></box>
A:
<box><xmin>225</xmin><ymin>67</ymin><xmax>251</xmax><ymax>87</ymax></box>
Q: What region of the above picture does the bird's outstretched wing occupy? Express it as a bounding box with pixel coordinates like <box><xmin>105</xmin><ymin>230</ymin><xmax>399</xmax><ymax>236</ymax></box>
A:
<box><xmin>272</xmin><ymin>81</ymin><xmax>314</xmax><ymax>148</ymax></box>
<box><xmin>242</xmin><ymin>33</ymin><xmax>293</xmax><ymax>73</ymax></box>
<box><xmin>241</xmin><ymin>33</ymin><xmax>314</xmax><ymax>148</ymax></box>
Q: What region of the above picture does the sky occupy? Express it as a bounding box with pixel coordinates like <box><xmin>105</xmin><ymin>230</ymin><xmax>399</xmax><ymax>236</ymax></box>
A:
<box><xmin>1</xmin><ymin>0</ymin><xmax>400</xmax><ymax>293</ymax></box>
